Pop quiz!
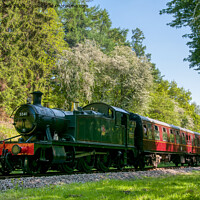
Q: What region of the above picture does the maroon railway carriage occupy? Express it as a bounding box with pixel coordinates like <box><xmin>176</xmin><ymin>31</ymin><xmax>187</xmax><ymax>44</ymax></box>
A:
<box><xmin>131</xmin><ymin>114</ymin><xmax>200</xmax><ymax>167</ymax></box>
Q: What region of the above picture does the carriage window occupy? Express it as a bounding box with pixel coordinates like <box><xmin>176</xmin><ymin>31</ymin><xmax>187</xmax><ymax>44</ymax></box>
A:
<box><xmin>154</xmin><ymin>125</ymin><xmax>160</xmax><ymax>140</ymax></box>
<box><xmin>186</xmin><ymin>134</ymin><xmax>191</xmax><ymax>143</ymax></box>
<box><xmin>195</xmin><ymin>136</ymin><xmax>198</xmax><ymax>146</ymax></box>
<box><xmin>191</xmin><ymin>135</ymin><xmax>194</xmax><ymax>146</ymax></box>
<box><xmin>170</xmin><ymin>129</ymin><xmax>175</xmax><ymax>143</ymax></box>
<box><xmin>182</xmin><ymin>132</ymin><xmax>186</xmax><ymax>145</ymax></box>
<box><xmin>198</xmin><ymin>137</ymin><xmax>200</xmax><ymax>147</ymax></box>
<box><xmin>162</xmin><ymin>127</ymin><xmax>167</xmax><ymax>142</ymax></box>
<box><xmin>176</xmin><ymin>131</ymin><xmax>180</xmax><ymax>144</ymax></box>
<box><xmin>147</xmin><ymin>123</ymin><xmax>153</xmax><ymax>139</ymax></box>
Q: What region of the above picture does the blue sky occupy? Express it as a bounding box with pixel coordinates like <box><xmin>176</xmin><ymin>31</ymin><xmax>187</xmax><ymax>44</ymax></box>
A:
<box><xmin>89</xmin><ymin>0</ymin><xmax>200</xmax><ymax>106</ymax></box>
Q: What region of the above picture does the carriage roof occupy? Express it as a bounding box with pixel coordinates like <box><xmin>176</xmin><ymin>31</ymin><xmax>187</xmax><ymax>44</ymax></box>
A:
<box><xmin>139</xmin><ymin>115</ymin><xmax>200</xmax><ymax>136</ymax></box>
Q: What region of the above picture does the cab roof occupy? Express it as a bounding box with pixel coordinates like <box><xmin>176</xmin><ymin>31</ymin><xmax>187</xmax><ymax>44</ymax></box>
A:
<box><xmin>83</xmin><ymin>102</ymin><xmax>129</xmax><ymax>114</ymax></box>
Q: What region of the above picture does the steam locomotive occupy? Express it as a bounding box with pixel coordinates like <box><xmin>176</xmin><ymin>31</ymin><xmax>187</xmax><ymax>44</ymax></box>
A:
<box><xmin>0</xmin><ymin>91</ymin><xmax>200</xmax><ymax>175</ymax></box>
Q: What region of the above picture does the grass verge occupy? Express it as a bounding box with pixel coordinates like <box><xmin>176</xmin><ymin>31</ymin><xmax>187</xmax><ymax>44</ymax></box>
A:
<box><xmin>1</xmin><ymin>171</ymin><xmax>200</xmax><ymax>200</ymax></box>
<box><xmin>0</xmin><ymin>121</ymin><xmax>17</xmax><ymax>140</ymax></box>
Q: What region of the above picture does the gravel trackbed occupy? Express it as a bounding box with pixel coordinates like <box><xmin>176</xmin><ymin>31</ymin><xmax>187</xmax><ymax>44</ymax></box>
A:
<box><xmin>1</xmin><ymin>167</ymin><xmax>200</xmax><ymax>191</ymax></box>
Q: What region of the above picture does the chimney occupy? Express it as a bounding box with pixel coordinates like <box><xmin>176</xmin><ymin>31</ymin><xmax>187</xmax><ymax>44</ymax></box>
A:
<box><xmin>31</xmin><ymin>91</ymin><xmax>43</xmax><ymax>105</ymax></box>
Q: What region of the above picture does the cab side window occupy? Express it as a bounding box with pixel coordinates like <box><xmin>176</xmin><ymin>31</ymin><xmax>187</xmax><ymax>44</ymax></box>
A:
<box><xmin>143</xmin><ymin>124</ymin><xmax>148</xmax><ymax>137</ymax></box>
<box><xmin>116</xmin><ymin>112</ymin><xmax>122</xmax><ymax>126</ymax></box>
<box><xmin>108</xmin><ymin>109</ymin><xmax>113</xmax><ymax>118</ymax></box>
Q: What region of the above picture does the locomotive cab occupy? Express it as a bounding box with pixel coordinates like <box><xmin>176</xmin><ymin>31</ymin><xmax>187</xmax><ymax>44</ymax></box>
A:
<box><xmin>82</xmin><ymin>102</ymin><xmax>130</xmax><ymax>146</ymax></box>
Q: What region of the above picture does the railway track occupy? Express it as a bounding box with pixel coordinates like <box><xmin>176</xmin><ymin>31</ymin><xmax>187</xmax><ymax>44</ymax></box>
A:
<box><xmin>0</xmin><ymin>164</ymin><xmax>197</xmax><ymax>180</ymax></box>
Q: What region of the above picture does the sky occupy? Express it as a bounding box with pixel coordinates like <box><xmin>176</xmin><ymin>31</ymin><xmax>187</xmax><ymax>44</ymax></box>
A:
<box><xmin>88</xmin><ymin>0</ymin><xmax>200</xmax><ymax>106</ymax></box>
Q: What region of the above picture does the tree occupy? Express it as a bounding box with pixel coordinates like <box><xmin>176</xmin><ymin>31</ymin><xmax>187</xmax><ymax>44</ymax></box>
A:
<box><xmin>57</xmin><ymin>41</ymin><xmax>153</xmax><ymax>113</ymax></box>
<box><xmin>106</xmin><ymin>46</ymin><xmax>153</xmax><ymax>113</ymax></box>
<box><xmin>59</xmin><ymin>0</ymin><xmax>91</xmax><ymax>47</ymax></box>
<box><xmin>160</xmin><ymin>0</ymin><xmax>200</xmax><ymax>71</ymax></box>
<box><xmin>108</xmin><ymin>27</ymin><xmax>130</xmax><ymax>47</ymax></box>
<box><xmin>148</xmin><ymin>90</ymin><xmax>180</xmax><ymax>126</ymax></box>
<box><xmin>0</xmin><ymin>0</ymin><xmax>66</xmax><ymax>113</ymax></box>
<box><xmin>147</xmin><ymin>78</ymin><xmax>198</xmax><ymax>130</ymax></box>
<box><xmin>168</xmin><ymin>81</ymin><xmax>192</xmax><ymax>109</ymax></box>
<box><xmin>131</xmin><ymin>28</ymin><xmax>146</xmax><ymax>57</ymax></box>
<box><xmin>59</xmin><ymin>0</ymin><xmax>129</xmax><ymax>52</ymax></box>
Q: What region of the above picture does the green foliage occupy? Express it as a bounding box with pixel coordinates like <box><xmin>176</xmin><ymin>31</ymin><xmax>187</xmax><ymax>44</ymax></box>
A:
<box><xmin>58</xmin><ymin>0</ymin><xmax>129</xmax><ymax>51</ymax></box>
<box><xmin>131</xmin><ymin>28</ymin><xmax>146</xmax><ymax>57</ymax></box>
<box><xmin>0</xmin><ymin>0</ymin><xmax>199</xmax><ymax>134</ymax></box>
<box><xmin>160</xmin><ymin>0</ymin><xmax>200</xmax><ymax>70</ymax></box>
<box><xmin>0</xmin><ymin>0</ymin><xmax>66</xmax><ymax>113</ymax></box>
<box><xmin>147</xmin><ymin>78</ymin><xmax>199</xmax><ymax>130</ymax></box>
<box><xmin>57</xmin><ymin>41</ymin><xmax>153</xmax><ymax>113</ymax></box>
<box><xmin>107</xmin><ymin>46</ymin><xmax>153</xmax><ymax>113</ymax></box>
<box><xmin>148</xmin><ymin>80</ymin><xmax>182</xmax><ymax>126</ymax></box>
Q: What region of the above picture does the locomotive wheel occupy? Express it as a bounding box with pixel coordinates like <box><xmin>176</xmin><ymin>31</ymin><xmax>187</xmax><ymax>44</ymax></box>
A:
<box><xmin>174</xmin><ymin>162</ymin><xmax>179</xmax><ymax>167</ymax></box>
<box><xmin>40</xmin><ymin>163</ymin><xmax>50</xmax><ymax>174</ymax></box>
<box><xmin>0</xmin><ymin>169</ymin><xmax>11</xmax><ymax>175</ymax></box>
<box><xmin>59</xmin><ymin>147</ymin><xmax>76</xmax><ymax>174</ymax></box>
<box><xmin>113</xmin><ymin>152</ymin><xmax>124</xmax><ymax>170</ymax></box>
<box><xmin>116</xmin><ymin>155</ymin><xmax>124</xmax><ymax>170</ymax></box>
<box><xmin>0</xmin><ymin>161</ymin><xmax>12</xmax><ymax>175</ymax></box>
<box><xmin>24</xmin><ymin>156</ymin><xmax>40</xmax><ymax>174</ymax></box>
<box><xmin>172</xmin><ymin>156</ymin><xmax>180</xmax><ymax>167</ymax></box>
<box><xmin>78</xmin><ymin>155</ymin><xmax>95</xmax><ymax>173</ymax></box>
<box><xmin>138</xmin><ymin>157</ymin><xmax>145</xmax><ymax>170</ymax></box>
<box><xmin>96</xmin><ymin>154</ymin><xmax>111</xmax><ymax>172</ymax></box>
<box><xmin>0</xmin><ymin>168</ymin><xmax>11</xmax><ymax>175</ymax></box>
<box><xmin>0</xmin><ymin>153</ymin><xmax>13</xmax><ymax>175</ymax></box>
<box><xmin>59</xmin><ymin>163</ymin><xmax>76</xmax><ymax>174</ymax></box>
<box><xmin>23</xmin><ymin>150</ymin><xmax>49</xmax><ymax>174</ymax></box>
<box><xmin>134</xmin><ymin>163</ymin><xmax>139</xmax><ymax>170</ymax></box>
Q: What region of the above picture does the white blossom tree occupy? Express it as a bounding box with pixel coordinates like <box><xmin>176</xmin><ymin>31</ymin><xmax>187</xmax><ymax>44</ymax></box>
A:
<box><xmin>57</xmin><ymin>41</ymin><xmax>153</xmax><ymax>113</ymax></box>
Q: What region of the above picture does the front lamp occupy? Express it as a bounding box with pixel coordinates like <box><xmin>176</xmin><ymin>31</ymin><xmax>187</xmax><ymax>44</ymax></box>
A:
<box><xmin>12</xmin><ymin>145</ymin><xmax>21</xmax><ymax>155</ymax></box>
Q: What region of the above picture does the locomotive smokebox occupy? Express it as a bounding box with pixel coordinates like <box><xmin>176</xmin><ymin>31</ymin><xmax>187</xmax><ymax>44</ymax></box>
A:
<box><xmin>31</xmin><ymin>91</ymin><xmax>43</xmax><ymax>105</ymax></box>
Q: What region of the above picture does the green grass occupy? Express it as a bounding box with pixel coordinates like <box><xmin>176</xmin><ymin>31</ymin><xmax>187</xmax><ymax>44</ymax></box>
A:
<box><xmin>1</xmin><ymin>171</ymin><xmax>200</xmax><ymax>200</ymax></box>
